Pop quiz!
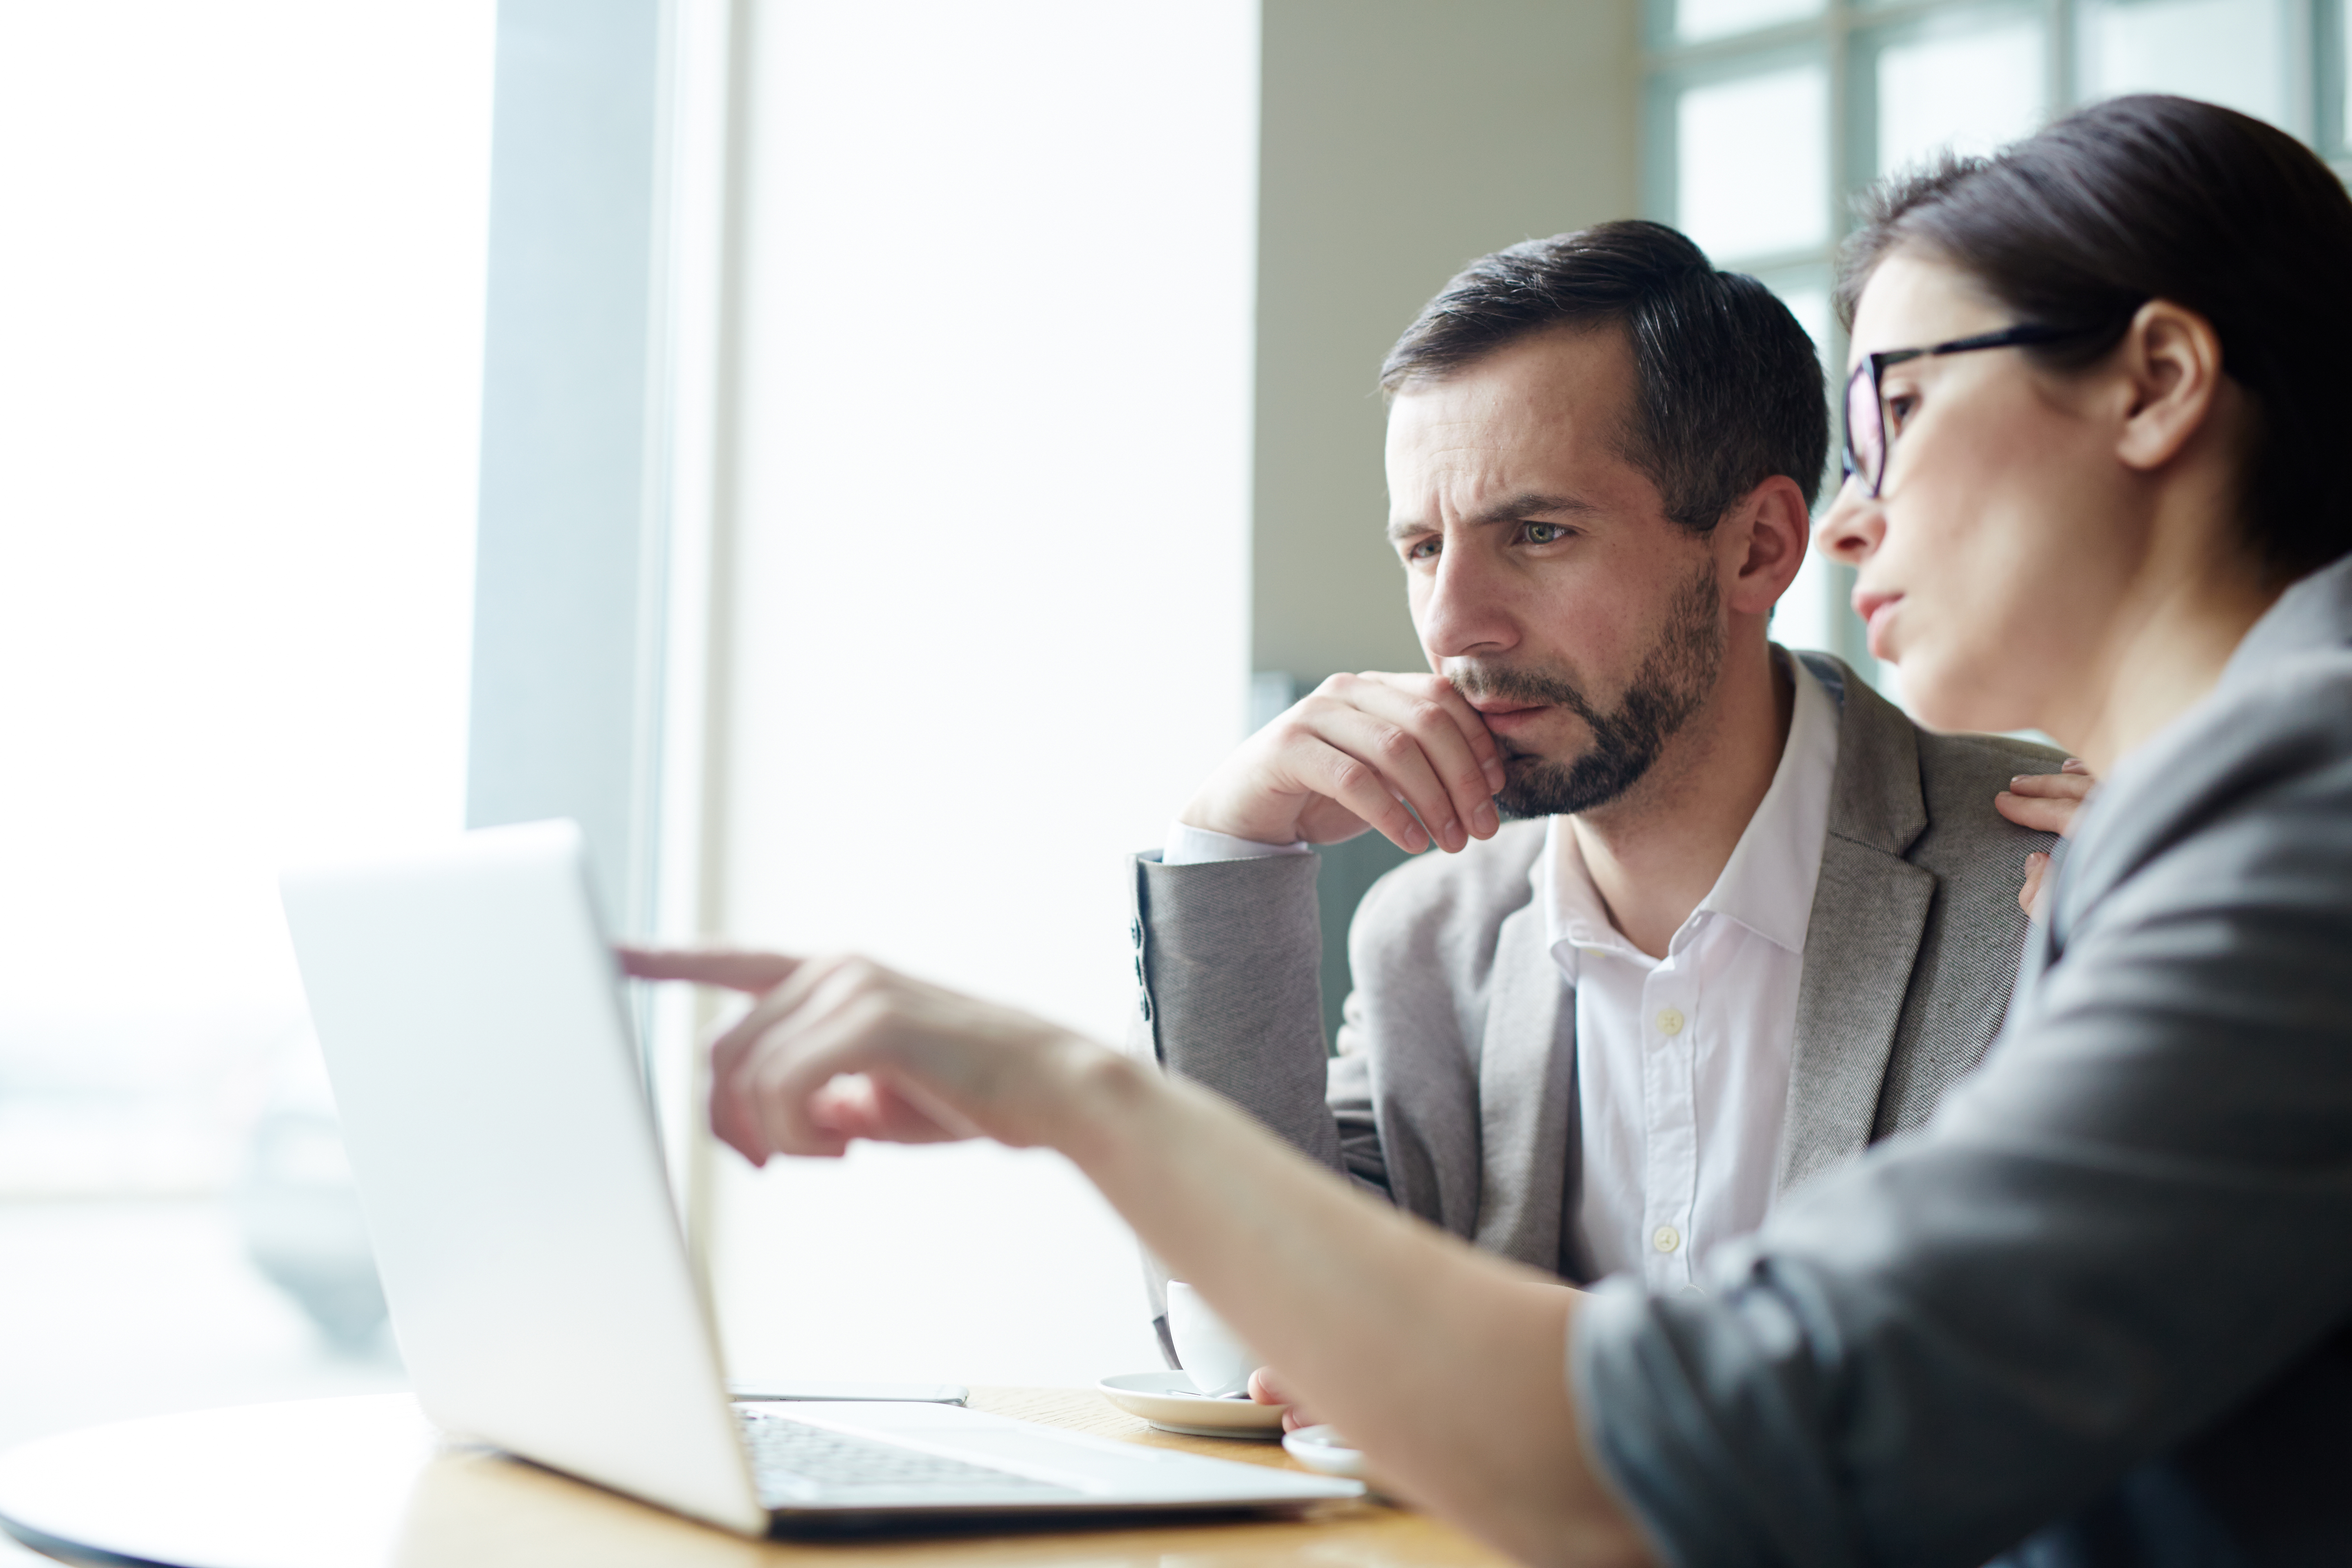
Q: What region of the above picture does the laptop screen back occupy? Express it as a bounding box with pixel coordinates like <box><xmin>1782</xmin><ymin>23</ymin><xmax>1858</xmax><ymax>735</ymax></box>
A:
<box><xmin>280</xmin><ymin>820</ymin><xmax>766</xmax><ymax>1535</ymax></box>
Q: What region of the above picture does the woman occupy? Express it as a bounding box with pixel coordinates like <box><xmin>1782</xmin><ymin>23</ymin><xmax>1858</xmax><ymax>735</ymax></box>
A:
<box><xmin>630</xmin><ymin>96</ymin><xmax>2352</xmax><ymax>1566</ymax></box>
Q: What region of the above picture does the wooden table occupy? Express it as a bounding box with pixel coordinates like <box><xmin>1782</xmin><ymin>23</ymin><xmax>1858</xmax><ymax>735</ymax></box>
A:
<box><xmin>0</xmin><ymin>1387</ymin><xmax>1511</xmax><ymax>1567</ymax></box>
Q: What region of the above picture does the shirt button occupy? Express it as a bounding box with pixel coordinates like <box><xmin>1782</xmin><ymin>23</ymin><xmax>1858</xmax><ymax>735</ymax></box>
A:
<box><xmin>1652</xmin><ymin>1225</ymin><xmax>1681</xmax><ymax>1254</ymax></box>
<box><xmin>1655</xmin><ymin>1007</ymin><xmax>1685</xmax><ymax>1036</ymax></box>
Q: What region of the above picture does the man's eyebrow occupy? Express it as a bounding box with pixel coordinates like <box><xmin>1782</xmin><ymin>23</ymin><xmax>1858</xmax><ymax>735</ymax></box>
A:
<box><xmin>1384</xmin><ymin>492</ymin><xmax>1599</xmax><ymax>543</ymax></box>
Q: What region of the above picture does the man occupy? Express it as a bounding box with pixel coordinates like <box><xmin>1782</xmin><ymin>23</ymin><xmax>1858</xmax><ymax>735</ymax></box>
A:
<box><xmin>1125</xmin><ymin>220</ymin><xmax>2058</xmax><ymax>1359</ymax></box>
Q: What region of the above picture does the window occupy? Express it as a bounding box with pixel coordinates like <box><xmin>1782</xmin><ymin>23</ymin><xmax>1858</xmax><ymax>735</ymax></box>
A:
<box><xmin>0</xmin><ymin>0</ymin><xmax>493</xmax><ymax>1449</ymax></box>
<box><xmin>1646</xmin><ymin>0</ymin><xmax>2333</xmax><ymax>675</ymax></box>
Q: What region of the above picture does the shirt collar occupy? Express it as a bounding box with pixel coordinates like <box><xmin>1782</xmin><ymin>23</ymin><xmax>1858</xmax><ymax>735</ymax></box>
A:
<box><xmin>1539</xmin><ymin>819</ymin><xmax>1634</xmax><ymax>981</ymax></box>
<box><xmin>1697</xmin><ymin>652</ymin><xmax>1839</xmax><ymax>953</ymax></box>
<box><xmin>1539</xmin><ymin>650</ymin><xmax>1842</xmax><ymax>969</ymax></box>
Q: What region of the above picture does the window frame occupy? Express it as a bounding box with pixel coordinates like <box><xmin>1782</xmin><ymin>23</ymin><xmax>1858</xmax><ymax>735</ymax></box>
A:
<box><xmin>1643</xmin><ymin>0</ymin><xmax>2336</xmax><ymax>679</ymax></box>
<box><xmin>1648</xmin><ymin>0</ymin><xmax>2334</xmax><ymax>289</ymax></box>
<box><xmin>468</xmin><ymin>0</ymin><xmax>739</xmax><ymax>1259</ymax></box>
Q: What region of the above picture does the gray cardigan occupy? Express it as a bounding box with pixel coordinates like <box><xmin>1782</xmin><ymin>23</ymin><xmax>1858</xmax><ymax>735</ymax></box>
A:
<box><xmin>1577</xmin><ymin>560</ymin><xmax>2352</xmax><ymax>1566</ymax></box>
<box><xmin>1127</xmin><ymin>653</ymin><xmax>2062</xmax><ymax>1298</ymax></box>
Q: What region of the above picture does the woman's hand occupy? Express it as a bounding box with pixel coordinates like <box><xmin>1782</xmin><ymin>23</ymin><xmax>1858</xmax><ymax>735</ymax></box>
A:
<box><xmin>617</xmin><ymin>946</ymin><xmax>1119</xmax><ymax>1165</ymax></box>
<box><xmin>1249</xmin><ymin>1278</ymin><xmax>1589</xmax><ymax>1436</ymax></box>
<box><xmin>624</xmin><ymin>944</ymin><xmax>1652</xmax><ymax>1566</ymax></box>
<box><xmin>1248</xmin><ymin>1365</ymin><xmax>1319</xmax><ymax>1433</ymax></box>
<box><xmin>1995</xmin><ymin>759</ymin><xmax>2096</xmax><ymax>918</ymax></box>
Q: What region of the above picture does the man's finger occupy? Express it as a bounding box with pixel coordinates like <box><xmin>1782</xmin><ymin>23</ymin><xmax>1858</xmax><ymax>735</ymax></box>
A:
<box><xmin>1346</xmin><ymin>675</ymin><xmax>1505</xmax><ymax>846</ymax></box>
<box><xmin>1292</xmin><ymin>677</ymin><xmax>1486</xmax><ymax>853</ymax></box>
<box><xmin>619</xmin><ymin>944</ymin><xmax>802</xmax><ymax>993</ymax></box>
<box><xmin>1295</xmin><ymin>734</ymin><xmax>1432</xmax><ymax>854</ymax></box>
<box><xmin>1305</xmin><ymin>698</ymin><xmax>1494</xmax><ymax>853</ymax></box>
<box><xmin>1367</xmin><ymin>672</ymin><xmax>1507</xmax><ymax>796</ymax></box>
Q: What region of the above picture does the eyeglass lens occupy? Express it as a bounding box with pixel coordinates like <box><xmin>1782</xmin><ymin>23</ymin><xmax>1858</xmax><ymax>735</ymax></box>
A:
<box><xmin>1844</xmin><ymin>365</ymin><xmax>1883</xmax><ymax>493</ymax></box>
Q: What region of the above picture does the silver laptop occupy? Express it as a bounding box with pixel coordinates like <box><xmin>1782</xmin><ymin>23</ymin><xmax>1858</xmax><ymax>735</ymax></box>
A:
<box><xmin>279</xmin><ymin>820</ymin><xmax>1360</xmax><ymax>1536</ymax></box>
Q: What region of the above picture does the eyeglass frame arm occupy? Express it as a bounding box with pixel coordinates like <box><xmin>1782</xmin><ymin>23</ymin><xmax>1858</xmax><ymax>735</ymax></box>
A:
<box><xmin>1839</xmin><ymin>321</ymin><xmax>2106</xmax><ymax>496</ymax></box>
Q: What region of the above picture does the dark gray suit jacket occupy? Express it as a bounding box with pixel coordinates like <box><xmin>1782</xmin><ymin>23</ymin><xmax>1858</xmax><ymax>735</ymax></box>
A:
<box><xmin>1127</xmin><ymin>653</ymin><xmax>2062</xmax><ymax>1302</ymax></box>
<box><xmin>1577</xmin><ymin>559</ymin><xmax>2352</xmax><ymax>1567</ymax></box>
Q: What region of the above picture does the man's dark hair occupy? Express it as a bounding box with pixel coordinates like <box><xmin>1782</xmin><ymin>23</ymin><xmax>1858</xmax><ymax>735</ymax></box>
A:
<box><xmin>1841</xmin><ymin>95</ymin><xmax>2352</xmax><ymax>584</ymax></box>
<box><xmin>1380</xmin><ymin>220</ymin><xmax>1830</xmax><ymax>532</ymax></box>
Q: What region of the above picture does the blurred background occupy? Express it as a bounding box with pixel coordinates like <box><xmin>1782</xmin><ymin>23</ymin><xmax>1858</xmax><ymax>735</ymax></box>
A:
<box><xmin>1</xmin><ymin>0</ymin><xmax>2340</xmax><ymax>1519</ymax></box>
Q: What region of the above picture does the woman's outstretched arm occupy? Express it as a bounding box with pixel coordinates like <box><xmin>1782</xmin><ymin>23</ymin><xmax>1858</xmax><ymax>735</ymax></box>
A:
<box><xmin>621</xmin><ymin>945</ymin><xmax>1655</xmax><ymax>1568</ymax></box>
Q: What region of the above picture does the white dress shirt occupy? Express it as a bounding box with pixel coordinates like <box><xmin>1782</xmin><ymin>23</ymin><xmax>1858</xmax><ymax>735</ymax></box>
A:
<box><xmin>1553</xmin><ymin>656</ymin><xmax>1838</xmax><ymax>1289</ymax></box>
<box><xmin>1163</xmin><ymin>655</ymin><xmax>1840</xmax><ymax>1291</ymax></box>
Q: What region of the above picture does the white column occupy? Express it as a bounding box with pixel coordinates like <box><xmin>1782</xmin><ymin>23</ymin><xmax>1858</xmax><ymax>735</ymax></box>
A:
<box><xmin>708</xmin><ymin>0</ymin><xmax>1259</xmax><ymax>1385</ymax></box>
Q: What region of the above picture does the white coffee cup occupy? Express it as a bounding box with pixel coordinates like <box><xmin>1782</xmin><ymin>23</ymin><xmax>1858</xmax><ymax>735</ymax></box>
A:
<box><xmin>1165</xmin><ymin>1281</ymin><xmax>1262</xmax><ymax>1397</ymax></box>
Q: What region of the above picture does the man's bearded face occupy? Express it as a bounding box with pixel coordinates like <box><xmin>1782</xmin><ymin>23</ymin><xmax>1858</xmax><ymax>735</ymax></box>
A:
<box><xmin>1450</xmin><ymin>563</ymin><xmax>1726</xmax><ymax>818</ymax></box>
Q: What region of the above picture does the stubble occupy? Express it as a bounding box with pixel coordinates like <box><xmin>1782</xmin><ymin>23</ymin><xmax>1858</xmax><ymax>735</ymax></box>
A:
<box><xmin>1450</xmin><ymin>563</ymin><xmax>1726</xmax><ymax>819</ymax></box>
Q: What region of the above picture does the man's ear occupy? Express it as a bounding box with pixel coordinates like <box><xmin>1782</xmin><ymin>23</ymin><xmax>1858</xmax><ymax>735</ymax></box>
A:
<box><xmin>1720</xmin><ymin>474</ymin><xmax>1812</xmax><ymax>618</ymax></box>
<box><xmin>2114</xmin><ymin>299</ymin><xmax>2226</xmax><ymax>474</ymax></box>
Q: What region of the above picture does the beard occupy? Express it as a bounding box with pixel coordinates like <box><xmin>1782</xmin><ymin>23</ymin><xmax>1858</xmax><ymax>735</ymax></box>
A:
<box><xmin>1452</xmin><ymin>564</ymin><xmax>1726</xmax><ymax>818</ymax></box>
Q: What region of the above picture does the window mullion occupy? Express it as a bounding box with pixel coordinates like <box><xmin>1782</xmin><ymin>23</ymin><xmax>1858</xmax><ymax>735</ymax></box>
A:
<box><xmin>2050</xmin><ymin>0</ymin><xmax>2078</xmax><ymax>110</ymax></box>
<box><xmin>1827</xmin><ymin>0</ymin><xmax>1848</xmax><ymax>355</ymax></box>
<box><xmin>2285</xmin><ymin>0</ymin><xmax>2320</xmax><ymax>141</ymax></box>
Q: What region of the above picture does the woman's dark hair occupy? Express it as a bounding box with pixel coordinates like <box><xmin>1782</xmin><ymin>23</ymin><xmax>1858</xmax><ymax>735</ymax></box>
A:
<box><xmin>1383</xmin><ymin>220</ymin><xmax>1828</xmax><ymax>534</ymax></box>
<box><xmin>1840</xmin><ymin>94</ymin><xmax>2352</xmax><ymax>583</ymax></box>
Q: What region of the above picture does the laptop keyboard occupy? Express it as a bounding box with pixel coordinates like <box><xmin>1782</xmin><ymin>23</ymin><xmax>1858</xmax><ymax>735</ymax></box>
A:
<box><xmin>739</xmin><ymin>1412</ymin><xmax>1083</xmax><ymax>1503</ymax></box>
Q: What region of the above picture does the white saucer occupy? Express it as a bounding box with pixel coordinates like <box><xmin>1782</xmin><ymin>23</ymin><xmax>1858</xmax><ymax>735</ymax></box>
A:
<box><xmin>1282</xmin><ymin>1424</ymin><xmax>1389</xmax><ymax>1494</ymax></box>
<box><xmin>1094</xmin><ymin>1371</ymin><xmax>1287</xmax><ymax>1439</ymax></box>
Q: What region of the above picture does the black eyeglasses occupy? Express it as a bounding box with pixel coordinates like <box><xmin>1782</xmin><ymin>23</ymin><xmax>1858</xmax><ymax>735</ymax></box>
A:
<box><xmin>1841</xmin><ymin>322</ymin><xmax>2103</xmax><ymax>497</ymax></box>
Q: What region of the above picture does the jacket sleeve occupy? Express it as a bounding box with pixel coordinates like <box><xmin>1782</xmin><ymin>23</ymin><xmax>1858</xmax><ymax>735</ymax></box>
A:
<box><xmin>1126</xmin><ymin>850</ymin><xmax>1349</xmax><ymax>1175</ymax></box>
<box><xmin>1125</xmin><ymin>850</ymin><xmax>1395</xmax><ymax>1365</ymax></box>
<box><xmin>1572</xmin><ymin>691</ymin><xmax>2352</xmax><ymax>1567</ymax></box>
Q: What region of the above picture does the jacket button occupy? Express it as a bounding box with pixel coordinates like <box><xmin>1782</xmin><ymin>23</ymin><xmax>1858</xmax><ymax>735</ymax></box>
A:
<box><xmin>1129</xmin><ymin>918</ymin><xmax>1143</xmax><ymax>948</ymax></box>
<box><xmin>1138</xmin><ymin>992</ymin><xmax>1153</xmax><ymax>1022</ymax></box>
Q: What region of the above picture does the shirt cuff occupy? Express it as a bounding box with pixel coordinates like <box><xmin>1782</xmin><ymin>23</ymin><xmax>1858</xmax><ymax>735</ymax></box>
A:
<box><xmin>1162</xmin><ymin>820</ymin><xmax>1312</xmax><ymax>866</ymax></box>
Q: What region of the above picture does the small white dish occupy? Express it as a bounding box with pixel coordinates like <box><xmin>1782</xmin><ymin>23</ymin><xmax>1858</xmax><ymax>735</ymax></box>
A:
<box><xmin>1095</xmin><ymin>1371</ymin><xmax>1287</xmax><ymax>1439</ymax></box>
<box><xmin>1282</xmin><ymin>1424</ymin><xmax>1389</xmax><ymax>1495</ymax></box>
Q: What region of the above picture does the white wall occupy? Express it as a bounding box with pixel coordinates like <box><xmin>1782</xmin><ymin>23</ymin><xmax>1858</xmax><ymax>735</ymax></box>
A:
<box><xmin>707</xmin><ymin>0</ymin><xmax>1260</xmax><ymax>1386</ymax></box>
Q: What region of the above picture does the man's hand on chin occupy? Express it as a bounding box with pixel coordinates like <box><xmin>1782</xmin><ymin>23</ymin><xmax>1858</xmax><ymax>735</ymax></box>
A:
<box><xmin>1180</xmin><ymin>671</ymin><xmax>1508</xmax><ymax>856</ymax></box>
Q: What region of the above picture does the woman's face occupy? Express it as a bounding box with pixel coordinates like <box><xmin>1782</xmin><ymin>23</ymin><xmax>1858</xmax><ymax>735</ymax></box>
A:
<box><xmin>1816</xmin><ymin>250</ymin><xmax>2144</xmax><ymax>736</ymax></box>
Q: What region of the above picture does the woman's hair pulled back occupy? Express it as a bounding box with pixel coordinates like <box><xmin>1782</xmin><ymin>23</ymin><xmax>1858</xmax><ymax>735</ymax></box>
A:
<box><xmin>1841</xmin><ymin>94</ymin><xmax>2352</xmax><ymax>582</ymax></box>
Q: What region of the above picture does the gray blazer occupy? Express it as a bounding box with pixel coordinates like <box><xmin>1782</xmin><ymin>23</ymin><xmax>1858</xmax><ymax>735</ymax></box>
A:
<box><xmin>1576</xmin><ymin>560</ymin><xmax>2352</xmax><ymax>1566</ymax></box>
<box><xmin>1127</xmin><ymin>652</ymin><xmax>2062</xmax><ymax>1295</ymax></box>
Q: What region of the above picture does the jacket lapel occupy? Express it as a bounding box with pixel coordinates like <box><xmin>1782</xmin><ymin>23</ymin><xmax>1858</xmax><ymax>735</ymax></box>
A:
<box><xmin>1473</xmin><ymin>895</ymin><xmax>1580</xmax><ymax>1274</ymax></box>
<box><xmin>1775</xmin><ymin>656</ymin><xmax>1937</xmax><ymax>1196</ymax></box>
